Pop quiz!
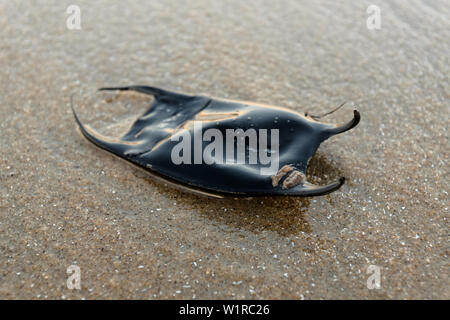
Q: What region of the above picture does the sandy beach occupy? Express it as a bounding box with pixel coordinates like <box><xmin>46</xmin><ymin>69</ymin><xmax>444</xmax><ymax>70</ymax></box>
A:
<box><xmin>0</xmin><ymin>0</ymin><xmax>448</xmax><ymax>299</ymax></box>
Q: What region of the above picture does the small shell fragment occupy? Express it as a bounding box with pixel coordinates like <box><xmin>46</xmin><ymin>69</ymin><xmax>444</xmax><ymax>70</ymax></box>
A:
<box><xmin>271</xmin><ymin>165</ymin><xmax>294</xmax><ymax>187</ymax></box>
<box><xmin>282</xmin><ymin>171</ymin><xmax>306</xmax><ymax>189</ymax></box>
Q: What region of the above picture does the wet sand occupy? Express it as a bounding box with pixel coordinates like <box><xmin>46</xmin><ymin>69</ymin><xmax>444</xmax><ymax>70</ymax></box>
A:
<box><xmin>0</xmin><ymin>1</ymin><xmax>448</xmax><ymax>299</ymax></box>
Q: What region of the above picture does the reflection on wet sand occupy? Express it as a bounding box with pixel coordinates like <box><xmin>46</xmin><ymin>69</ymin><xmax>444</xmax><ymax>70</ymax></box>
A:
<box><xmin>185</xmin><ymin>195</ymin><xmax>311</xmax><ymax>236</ymax></box>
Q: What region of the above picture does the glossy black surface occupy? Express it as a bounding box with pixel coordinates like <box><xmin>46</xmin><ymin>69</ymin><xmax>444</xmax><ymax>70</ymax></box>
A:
<box><xmin>72</xmin><ymin>86</ymin><xmax>360</xmax><ymax>197</ymax></box>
